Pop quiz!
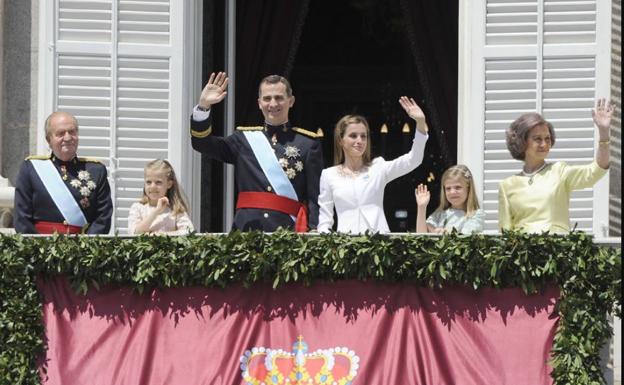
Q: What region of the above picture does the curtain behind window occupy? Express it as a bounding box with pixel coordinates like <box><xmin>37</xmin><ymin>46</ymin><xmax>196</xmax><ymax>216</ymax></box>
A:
<box><xmin>400</xmin><ymin>0</ymin><xmax>458</xmax><ymax>167</ymax></box>
<box><xmin>236</xmin><ymin>0</ymin><xmax>311</xmax><ymax>125</ymax></box>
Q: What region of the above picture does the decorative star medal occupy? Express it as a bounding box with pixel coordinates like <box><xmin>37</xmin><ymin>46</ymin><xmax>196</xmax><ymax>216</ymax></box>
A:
<box><xmin>69</xmin><ymin>170</ymin><xmax>96</xmax><ymax>208</ymax></box>
<box><xmin>278</xmin><ymin>145</ymin><xmax>303</xmax><ymax>179</ymax></box>
<box><xmin>284</xmin><ymin>145</ymin><xmax>301</xmax><ymax>159</ymax></box>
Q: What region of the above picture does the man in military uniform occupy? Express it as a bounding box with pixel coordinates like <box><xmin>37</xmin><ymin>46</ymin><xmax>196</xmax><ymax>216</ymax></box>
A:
<box><xmin>190</xmin><ymin>72</ymin><xmax>323</xmax><ymax>232</ymax></box>
<box><xmin>14</xmin><ymin>111</ymin><xmax>113</xmax><ymax>234</ymax></box>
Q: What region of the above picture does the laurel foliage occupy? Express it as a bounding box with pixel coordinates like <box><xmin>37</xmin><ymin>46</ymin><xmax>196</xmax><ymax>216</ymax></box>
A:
<box><xmin>0</xmin><ymin>230</ymin><xmax>620</xmax><ymax>385</ymax></box>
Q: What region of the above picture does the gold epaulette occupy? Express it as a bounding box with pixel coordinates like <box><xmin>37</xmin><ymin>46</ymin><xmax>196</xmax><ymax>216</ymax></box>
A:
<box><xmin>191</xmin><ymin>125</ymin><xmax>213</xmax><ymax>138</ymax></box>
<box><xmin>25</xmin><ymin>155</ymin><xmax>50</xmax><ymax>161</ymax></box>
<box><xmin>236</xmin><ymin>126</ymin><xmax>264</xmax><ymax>131</ymax></box>
<box><xmin>292</xmin><ymin>127</ymin><xmax>318</xmax><ymax>138</ymax></box>
<box><xmin>78</xmin><ymin>157</ymin><xmax>104</xmax><ymax>164</ymax></box>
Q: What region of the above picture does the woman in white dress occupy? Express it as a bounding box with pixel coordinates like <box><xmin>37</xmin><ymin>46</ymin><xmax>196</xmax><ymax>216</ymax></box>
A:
<box><xmin>317</xmin><ymin>97</ymin><xmax>429</xmax><ymax>233</ymax></box>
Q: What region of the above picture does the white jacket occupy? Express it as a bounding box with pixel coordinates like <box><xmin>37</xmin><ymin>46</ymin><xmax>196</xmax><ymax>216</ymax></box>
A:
<box><xmin>317</xmin><ymin>130</ymin><xmax>428</xmax><ymax>233</ymax></box>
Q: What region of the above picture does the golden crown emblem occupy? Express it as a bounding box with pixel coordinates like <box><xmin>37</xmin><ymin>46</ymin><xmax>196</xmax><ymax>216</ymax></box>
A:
<box><xmin>240</xmin><ymin>336</ymin><xmax>359</xmax><ymax>385</ymax></box>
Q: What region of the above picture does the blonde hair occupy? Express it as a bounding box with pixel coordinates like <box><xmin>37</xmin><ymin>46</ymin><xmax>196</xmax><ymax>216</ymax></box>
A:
<box><xmin>436</xmin><ymin>164</ymin><xmax>480</xmax><ymax>217</ymax></box>
<box><xmin>140</xmin><ymin>159</ymin><xmax>190</xmax><ymax>216</ymax></box>
<box><xmin>333</xmin><ymin>114</ymin><xmax>372</xmax><ymax>166</ymax></box>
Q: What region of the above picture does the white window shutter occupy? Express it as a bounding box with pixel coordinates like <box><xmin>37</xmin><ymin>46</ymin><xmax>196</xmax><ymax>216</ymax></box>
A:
<box><xmin>38</xmin><ymin>0</ymin><xmax>201</xmax><ymax>234</ymax></box>
<box><xmin>459</xmin><ymin>0</ymin><xmax>611</xmax><ymax>235</ymax></box>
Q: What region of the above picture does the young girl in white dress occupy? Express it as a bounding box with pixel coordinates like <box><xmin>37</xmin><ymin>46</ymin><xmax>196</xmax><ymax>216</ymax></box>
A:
<box><xmin>317</xmin><ymin>96</ymin><xmax>429</xmax><ymax>233</ymax></box>
<box><xmin>127</xmin><ymin>159</ymin><xmax>194</xmax><ymax>235</ymax></box>
<box><xmin>415</xmin><ymin>164</ymin><xmax>485</xmax><ymax>234</ymax></box>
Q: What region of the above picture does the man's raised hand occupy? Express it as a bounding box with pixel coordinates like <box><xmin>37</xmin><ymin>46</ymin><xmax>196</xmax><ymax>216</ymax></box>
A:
<box><xmin>199</xmin><ymin>72</ymin><xmax>229</xmax><ymax>109</ymax></box>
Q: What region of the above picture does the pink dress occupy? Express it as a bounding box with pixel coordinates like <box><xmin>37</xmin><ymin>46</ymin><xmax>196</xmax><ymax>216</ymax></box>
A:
<box><xmin>127</xmin><ymin>202</ymin><xmax>194</xmax><ymax>235</ymax></box>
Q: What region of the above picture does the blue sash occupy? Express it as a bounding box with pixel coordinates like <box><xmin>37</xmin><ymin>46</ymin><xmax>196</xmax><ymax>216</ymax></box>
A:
<box><xmin>243</xmin><ymin>131</ymin><xmax>299</xmax><ymax>203</ymax></box>
<box><xmin>30</xmin><ymin>159</ymin><xmax>88</xmax><ymax>227</ymax></box>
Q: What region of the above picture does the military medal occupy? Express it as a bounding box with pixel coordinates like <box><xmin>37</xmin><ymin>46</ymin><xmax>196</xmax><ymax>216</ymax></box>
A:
<box><xmin>69</xmin><ymin>170</ymin><xmax>96</xmax><ymax>208</ymax></box>
<box><xmin>277</xmin><ymin>145</ymin><xmax>303</xmax><ymax>179</ymax></box>
<box><xmin>284</xmin><ymin>145</ymin><xmax>300</xmax><ymax>159</ymax></box>
<box><xmin>60</xmin><ymin>165</ymin><xmax>68</xmax><ymax>180</ymax></box>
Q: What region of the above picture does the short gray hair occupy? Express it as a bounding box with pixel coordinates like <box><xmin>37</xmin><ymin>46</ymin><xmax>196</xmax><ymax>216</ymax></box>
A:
<box><xmin>45</xmin><ymin>111</ymin><xmax>79</xmax><ymax>140</ymax></box>
<box><xmin>506</xmin><ymin>112</ymin><xmax>556</xmax><ymax>160</ymax></box>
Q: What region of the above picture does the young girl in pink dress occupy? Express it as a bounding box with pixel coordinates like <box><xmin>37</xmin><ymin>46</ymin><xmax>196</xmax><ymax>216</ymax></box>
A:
<box><xmin>127</xmin><ymin>159</ymin><xmax>194</xmax><ymax>235</ymax></box>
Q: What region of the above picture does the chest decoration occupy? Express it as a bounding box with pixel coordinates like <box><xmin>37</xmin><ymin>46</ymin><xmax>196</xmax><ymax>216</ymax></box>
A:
<box><xmin>276</xmin><ymin>145</ymin><xmax>304</xmax><ymax>179</ymax></box>
<box><xmin>68</xmin><ymin>170</ymin><xmax>96</xmax><ymax>208</ymax></box>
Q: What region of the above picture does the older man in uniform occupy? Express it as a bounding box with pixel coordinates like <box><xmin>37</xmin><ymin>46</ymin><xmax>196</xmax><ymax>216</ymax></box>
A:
<box><xmin>190</xmin><ymin>72</ymin><xmax>323</xmax><ymax>232</ymax></box>
<box><xmin>14</xmin><ymin>111</ymin><xmax>113</xmax><ymax>234</ymax></box>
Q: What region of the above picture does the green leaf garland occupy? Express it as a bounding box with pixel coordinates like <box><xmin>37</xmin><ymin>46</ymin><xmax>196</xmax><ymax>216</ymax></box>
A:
<box><xmin>0</xmin><ymin>230</ymin><xmax>620</xmax><ymax>385</ymax></box>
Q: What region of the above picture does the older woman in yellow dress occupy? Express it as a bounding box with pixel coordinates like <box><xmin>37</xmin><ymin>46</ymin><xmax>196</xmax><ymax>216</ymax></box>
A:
<box><xmin>498</xmin><ymin>98</ymin><xmax>613</xmax><ymax>233</ymax></box>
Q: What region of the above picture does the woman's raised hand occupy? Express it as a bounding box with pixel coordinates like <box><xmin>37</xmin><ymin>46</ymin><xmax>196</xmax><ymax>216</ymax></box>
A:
<box><xmin>199</xmin><ymin>72</ymin><xmax>229</xmax><ymax>109</ymax></box>
<box><xmin>399</xmin><ymin>96</ymin><xmax>426</xmax><ymax>121</ymax></box>
<box><xmin>399</xmin><ymin>96</ymin><xmax>428</xmax><ymax>134</ymax></box>
<box><xmin>591</xmin><ymin>98</ymin><xmax>613</xmax><ymax>169</ymax></box>
<box><xmin>591</xmin><ymin>98</ymin><xmax>614</xmax><ymax>131</ymax></box>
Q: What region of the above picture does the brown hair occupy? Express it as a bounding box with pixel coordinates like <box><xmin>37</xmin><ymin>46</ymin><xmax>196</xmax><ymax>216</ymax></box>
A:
<box><xmin>436</xmin><ymin>164</ymin><xmax>480</xmax><ymax>217</ymax></box>
<box><xmin>506</xmin><ymin>112</ymin><xmax>556</xmax><ymax>160</ymax></box>
<box><xmin>333</xmin><ymin>114</ymin><xmax>372</xmax><ymax>166</ymax></box>
<box><xmin>258</xmin><ymin>75</ymin><xmax>293</xmax><ymax>97</ymax></box>
<box><xmin>140</xmin><ymin>159</ymin><xmax>190</xmax><ymax>217</ymax></box>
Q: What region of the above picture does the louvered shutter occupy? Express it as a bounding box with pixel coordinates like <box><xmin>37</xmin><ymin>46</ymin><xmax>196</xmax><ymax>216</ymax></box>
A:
<box><xmin>38</xmin><ymin>1</ymin><xmax>200</xmax><ymax>233</ymax></box>
<box><xmin>459</xmin><ymin>0</ymin><xmax>611</xmax><ymax>235</ymax></box>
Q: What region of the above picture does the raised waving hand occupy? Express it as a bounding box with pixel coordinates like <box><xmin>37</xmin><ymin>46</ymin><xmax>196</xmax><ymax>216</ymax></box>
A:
<box><xmin>591</xmin><ymin>98</ymin><xmax>613</xmax><ymax>169</ymax></box>
<box><xmin>199</xmin><ymin>72</ymin><xmax>229</xmax><ymax>109</ymax></box>
<box><xmin>399</xmin><ymin>96</ymin><xmax>428</xmax><ymax>134</ymax></box>
<box><xmin>591</xmin><ymin>98</ymin><xmax>614</xmax><ymax>132</ymax></box>
<box><xmin>415</xmin><ymin>184</ymin><xmax>431</xmax><ymax>208</ymax></box>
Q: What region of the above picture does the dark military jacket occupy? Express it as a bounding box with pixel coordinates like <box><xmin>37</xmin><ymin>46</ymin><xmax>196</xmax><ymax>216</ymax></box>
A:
<box><xmin>190</xmin><ymin>115</ymin><xmax>323</xmax><ymax>232</ymax></box>
<box><xmin>14</xmin><ymin>154</ymin><xmax>113</xmax><ymax>234</ymax></box>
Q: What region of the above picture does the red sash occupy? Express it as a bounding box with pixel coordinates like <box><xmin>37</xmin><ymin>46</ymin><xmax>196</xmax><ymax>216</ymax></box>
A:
<box><xmin>35</xmin><ymin>221</ymin><xmax>83</xmax><ymax>234</ymax></box>
<box><xmin>236</xmin><ymin>192</ymin><xmax>308</xmax><ymax>232</ymax></box>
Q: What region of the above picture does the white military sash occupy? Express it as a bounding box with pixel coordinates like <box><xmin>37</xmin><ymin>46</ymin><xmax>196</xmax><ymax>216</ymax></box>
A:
<box><xmin>243</xmin><ymin>131</ymin><xmax>299</xmax><ymax>201</ymax></box>
<box><xmin>243</xmin><ymin>131</ymin><xmax>299</xmax><ymax>222</ymax></box>
<box><xmin>30</xmin><ymin>159</ymin><xmax>88</xmax><ymax>227</ymax></box>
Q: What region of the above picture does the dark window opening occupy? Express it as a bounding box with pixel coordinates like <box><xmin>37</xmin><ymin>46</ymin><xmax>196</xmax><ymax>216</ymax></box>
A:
<box><xmin>201</xmin><ymin>0</ymin><xmax>458</xmax><ymax>232</ymax></box>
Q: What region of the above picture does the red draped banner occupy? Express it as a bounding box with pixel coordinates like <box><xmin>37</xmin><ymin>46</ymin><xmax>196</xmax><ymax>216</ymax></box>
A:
<box><xmin>39</xmin><ymin>276</ymin><xmax>558</xmax><ymax>385</ymax></box>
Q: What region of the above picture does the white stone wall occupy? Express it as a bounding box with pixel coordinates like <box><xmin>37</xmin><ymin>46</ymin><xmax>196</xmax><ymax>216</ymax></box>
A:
<box><xmin>0</xmin><ymin>0</ymin><xmax>35</xmax><ymax>228</ymax></box>
<box><xmin>0</xmin><ymin>0</ymin><xmax>12</xmax><ymax>229</ymax></box>
<box><xmin>0</xmin><ymin>0</ymin><xmax>35</xmax><ymax>184</ymax></box>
